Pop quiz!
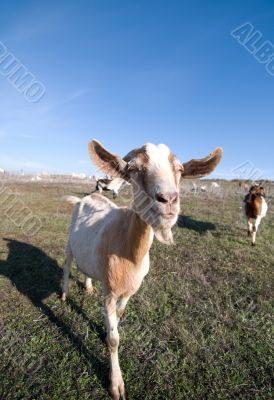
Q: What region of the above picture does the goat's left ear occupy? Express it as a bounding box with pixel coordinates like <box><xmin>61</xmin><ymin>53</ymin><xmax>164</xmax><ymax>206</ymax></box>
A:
<box><xmin>88</xmin><ymin>140</ymin><xmax>127</xmax><ymax>178</ymax></box>
<box><xmin>181</xmin><ymin>147</ymin><xmax>223</xmax><ymax>179</ymax></box>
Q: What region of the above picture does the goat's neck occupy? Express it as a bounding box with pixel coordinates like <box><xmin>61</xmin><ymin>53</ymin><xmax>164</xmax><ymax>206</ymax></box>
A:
<box><xmin>126</xmin><ymin>212</ymin><xmax>153</xmax><ymax>266</ymax></box>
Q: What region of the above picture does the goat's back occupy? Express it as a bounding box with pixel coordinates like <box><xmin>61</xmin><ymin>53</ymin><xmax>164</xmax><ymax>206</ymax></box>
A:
<box><xmin>67</xmin><ymin>193</ymin><xmax>129</xmax><ymax>280</ymax></box>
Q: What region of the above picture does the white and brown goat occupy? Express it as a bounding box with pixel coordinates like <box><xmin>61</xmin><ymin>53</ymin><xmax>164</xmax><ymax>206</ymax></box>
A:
<box><xmin>62</xmin><ymin>140</ymin><xmax>223</xmax><ymax>399</ymax></box>
<box><xmin>243</xmin><ymin>185</ymin><xmax>268</xmax><ymax>246</ymax></box>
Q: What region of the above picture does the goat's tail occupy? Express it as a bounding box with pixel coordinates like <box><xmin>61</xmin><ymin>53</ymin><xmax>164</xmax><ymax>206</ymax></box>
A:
<box><xmin>62</xmin><ymin>195</ymin><xmax>81</xmax><ymax>205</ymax></box>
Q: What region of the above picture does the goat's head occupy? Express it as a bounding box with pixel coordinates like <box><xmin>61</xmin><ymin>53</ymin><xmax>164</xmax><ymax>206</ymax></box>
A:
<box><xmin>89</xmin><ymin>140</ymin><xmax>223</xmax><ymax>244</ymax></box>
<box><xmin>249</xmin><ymin>184</ymin><xmax>265</xmax><ymax>196</ymax></box>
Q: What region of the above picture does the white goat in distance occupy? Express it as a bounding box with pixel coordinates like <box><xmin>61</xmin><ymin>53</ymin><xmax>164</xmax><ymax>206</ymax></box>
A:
<box><xmin>95</xmin><ymin>177</ymin><xmax>126</xmax><ymax>199</ymax></box>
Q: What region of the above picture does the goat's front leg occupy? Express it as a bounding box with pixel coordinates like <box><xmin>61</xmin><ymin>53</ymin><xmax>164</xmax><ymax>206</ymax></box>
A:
<box><xmin>252</xmin><ymin>216</ymin><xmax>262</xmax><ymax>246</ymax></box>
<box><xmin>105</xmin><ymin>295</ymin><xmax>125</xmax><ymax>400</ymax></box>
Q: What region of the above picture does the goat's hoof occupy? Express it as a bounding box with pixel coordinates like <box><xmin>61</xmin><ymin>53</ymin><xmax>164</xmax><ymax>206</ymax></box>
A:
<box><xmin>252</xmin><ymin>242</ymin><xmax>256</xmax><ymax>246</ymax></box>
<box><xmin>61</xmin><ymin>293</ymin><xmax>67</xmax><ymax>302</ymax></box>
<box><xmin>110</xmin><ymin>380</ymin><xmax>125</xmax><ymax>400</ymax></box>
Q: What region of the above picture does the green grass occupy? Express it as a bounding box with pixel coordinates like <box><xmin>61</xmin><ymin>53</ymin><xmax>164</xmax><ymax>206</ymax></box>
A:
<box><xmin>0</xmin><ymin>181</ymin><xmax>273</xmax><ymax>399</ymax></box>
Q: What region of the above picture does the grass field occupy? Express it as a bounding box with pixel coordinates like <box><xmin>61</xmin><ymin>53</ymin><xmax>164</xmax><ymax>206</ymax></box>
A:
<box><xmin>0</xmin><ymin>181</ymin><xmax>273</xmax><ymax>400</ymax></box>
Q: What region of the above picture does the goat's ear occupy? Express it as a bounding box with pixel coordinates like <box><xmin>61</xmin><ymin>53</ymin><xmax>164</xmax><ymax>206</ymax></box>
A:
<box><xmin>181</xmin><ymin>147</ymin><xmax>223</xmax><ymax>179</ymax></box>
<box><xmin>88</xmin><ymin>140</ymin><xmax>127</xmax><ymax>178</ymax></box>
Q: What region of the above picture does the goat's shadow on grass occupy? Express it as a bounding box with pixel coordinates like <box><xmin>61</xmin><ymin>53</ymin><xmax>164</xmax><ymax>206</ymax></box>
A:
<box><xmin>177</xmin><ymin>215</ymin><xmax>216</xmax><ymax>233</ymax></box>
<box><xmin>0</xmin><ymin>238</ymin><xmax>108</xmax><ymax>391</ymax></box>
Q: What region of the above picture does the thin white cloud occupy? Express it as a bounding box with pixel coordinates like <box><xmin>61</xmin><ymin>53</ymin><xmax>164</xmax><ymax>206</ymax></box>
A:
<box><xmin>0</xmin><ymin>128</ymin><xmax>36</xmax><ymax>139</ymax></box>
<box><xmin>40</xmin><ymin>88</ymin><xmax>91</xmax><ymax>114</ymax></box>
<box><xmin>66</xmin><ymin>89</ymin><xmax>91</xmax><ymax>102</ymax></box>
<box><xmin>17</xmin><ymin>133</ymin><xmax>36</xmax><ymax>139</ymax></box>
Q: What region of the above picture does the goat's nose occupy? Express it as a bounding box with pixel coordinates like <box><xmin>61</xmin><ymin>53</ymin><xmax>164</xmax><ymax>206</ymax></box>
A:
<box><xmin>156</xmin><ymin>192</ymin><xmax>179</xmax><ymax>204</ymax></box>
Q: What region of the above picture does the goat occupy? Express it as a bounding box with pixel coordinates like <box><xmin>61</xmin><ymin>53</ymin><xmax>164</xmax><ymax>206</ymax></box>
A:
<box><xmin>95</xmin><ymin>177</ymin><xmax>125</xmax><ymax>199</ymax></box>
<box><xmin>243</xmin><ymin>184</ymin><xmax>268</xmax><ymax>246</ymax></box>
<box><xmin>211</xmin><ymin>181</ymin><xmax>220</xmax><ymax>189</ymax></box>
<box><xmin>62</xmin><ymin>140</ymin><xmax>223</xmax><ymax>399</ymax></box>
<box><xmin>200</xmin><ymin>185</ymin><xmax>207</xmax><ymax>192</ymax></box>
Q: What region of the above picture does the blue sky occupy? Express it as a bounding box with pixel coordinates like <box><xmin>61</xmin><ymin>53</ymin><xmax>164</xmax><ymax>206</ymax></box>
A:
<box><xmin>0</xmin><ymin>0</ymin><xmax>273</xmax><ymax>179</ymax></box>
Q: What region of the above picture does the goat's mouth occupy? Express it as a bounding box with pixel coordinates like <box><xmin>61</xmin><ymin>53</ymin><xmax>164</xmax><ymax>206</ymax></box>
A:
<box><xmin>148</xmin><ymin>205</ymin><xmax>179</xmax><ymax>224</ymax></box>
<box><xmin>151</xmin><ymin>211</ymin><xmax>178</xmax><ymax>231</ymax></box>
<box><xmin>138</xmin><ymin>207</ymin><xmax>177</xmax><ymax>245</ymax></box>
<box><xmin>136</xmin><ymin>201</ymin><xmax>179</xmax><ymax>232</ymax></box>
<box><xmin>160</xmin><ymin>212</ymin><xmax>177</xmax><ymax>219</ymax></box>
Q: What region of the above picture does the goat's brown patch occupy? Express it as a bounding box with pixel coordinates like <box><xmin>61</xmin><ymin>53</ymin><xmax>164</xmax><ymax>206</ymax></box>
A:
<box><xmin>244</xmin><ymin>192</ymin><xmax>263</xmax><ymax>219</ymax></box>
<box><xmin>97</xmin><ymin>209</ymin><xmax>152</xmax><ymax>298</ymax></box>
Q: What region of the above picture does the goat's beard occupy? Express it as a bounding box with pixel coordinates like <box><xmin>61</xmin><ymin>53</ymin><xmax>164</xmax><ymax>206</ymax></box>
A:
<box><xmin>133</xmin><ymin>201</ymin><xmax>176</xmax><ymax>245</ymax></box>
<box><xmin>153</xmin><ymin>226</ymin><xmax>174</xmax><ymax>245</ymax></box>
<box><xmin>152</xmin><ymin>212</ymin><xmax>178</xmax><ymax>245</ymax></box>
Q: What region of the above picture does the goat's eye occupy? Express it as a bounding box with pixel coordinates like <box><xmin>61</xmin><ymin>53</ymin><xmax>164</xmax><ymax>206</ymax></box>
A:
<box><xmin>126</xmin><ymin>161</ymin><xmax>137</xmax><ymax>171</ymax></box>
<box><xmin>126</xmin><ymin>164</ymin><xmax>141</xmax><ymax>175</ymax></box>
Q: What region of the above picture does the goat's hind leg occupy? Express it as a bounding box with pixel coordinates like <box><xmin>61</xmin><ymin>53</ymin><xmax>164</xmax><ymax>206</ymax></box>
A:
<box><xmin>246</xmin><ymin>218</ymin><xmax>253</xmax><ymax>237</ymax></box>
<box><xmin>61</xmin><ymin>248</ymin><xmax>73</xmax><ymax>301</ymax></box>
